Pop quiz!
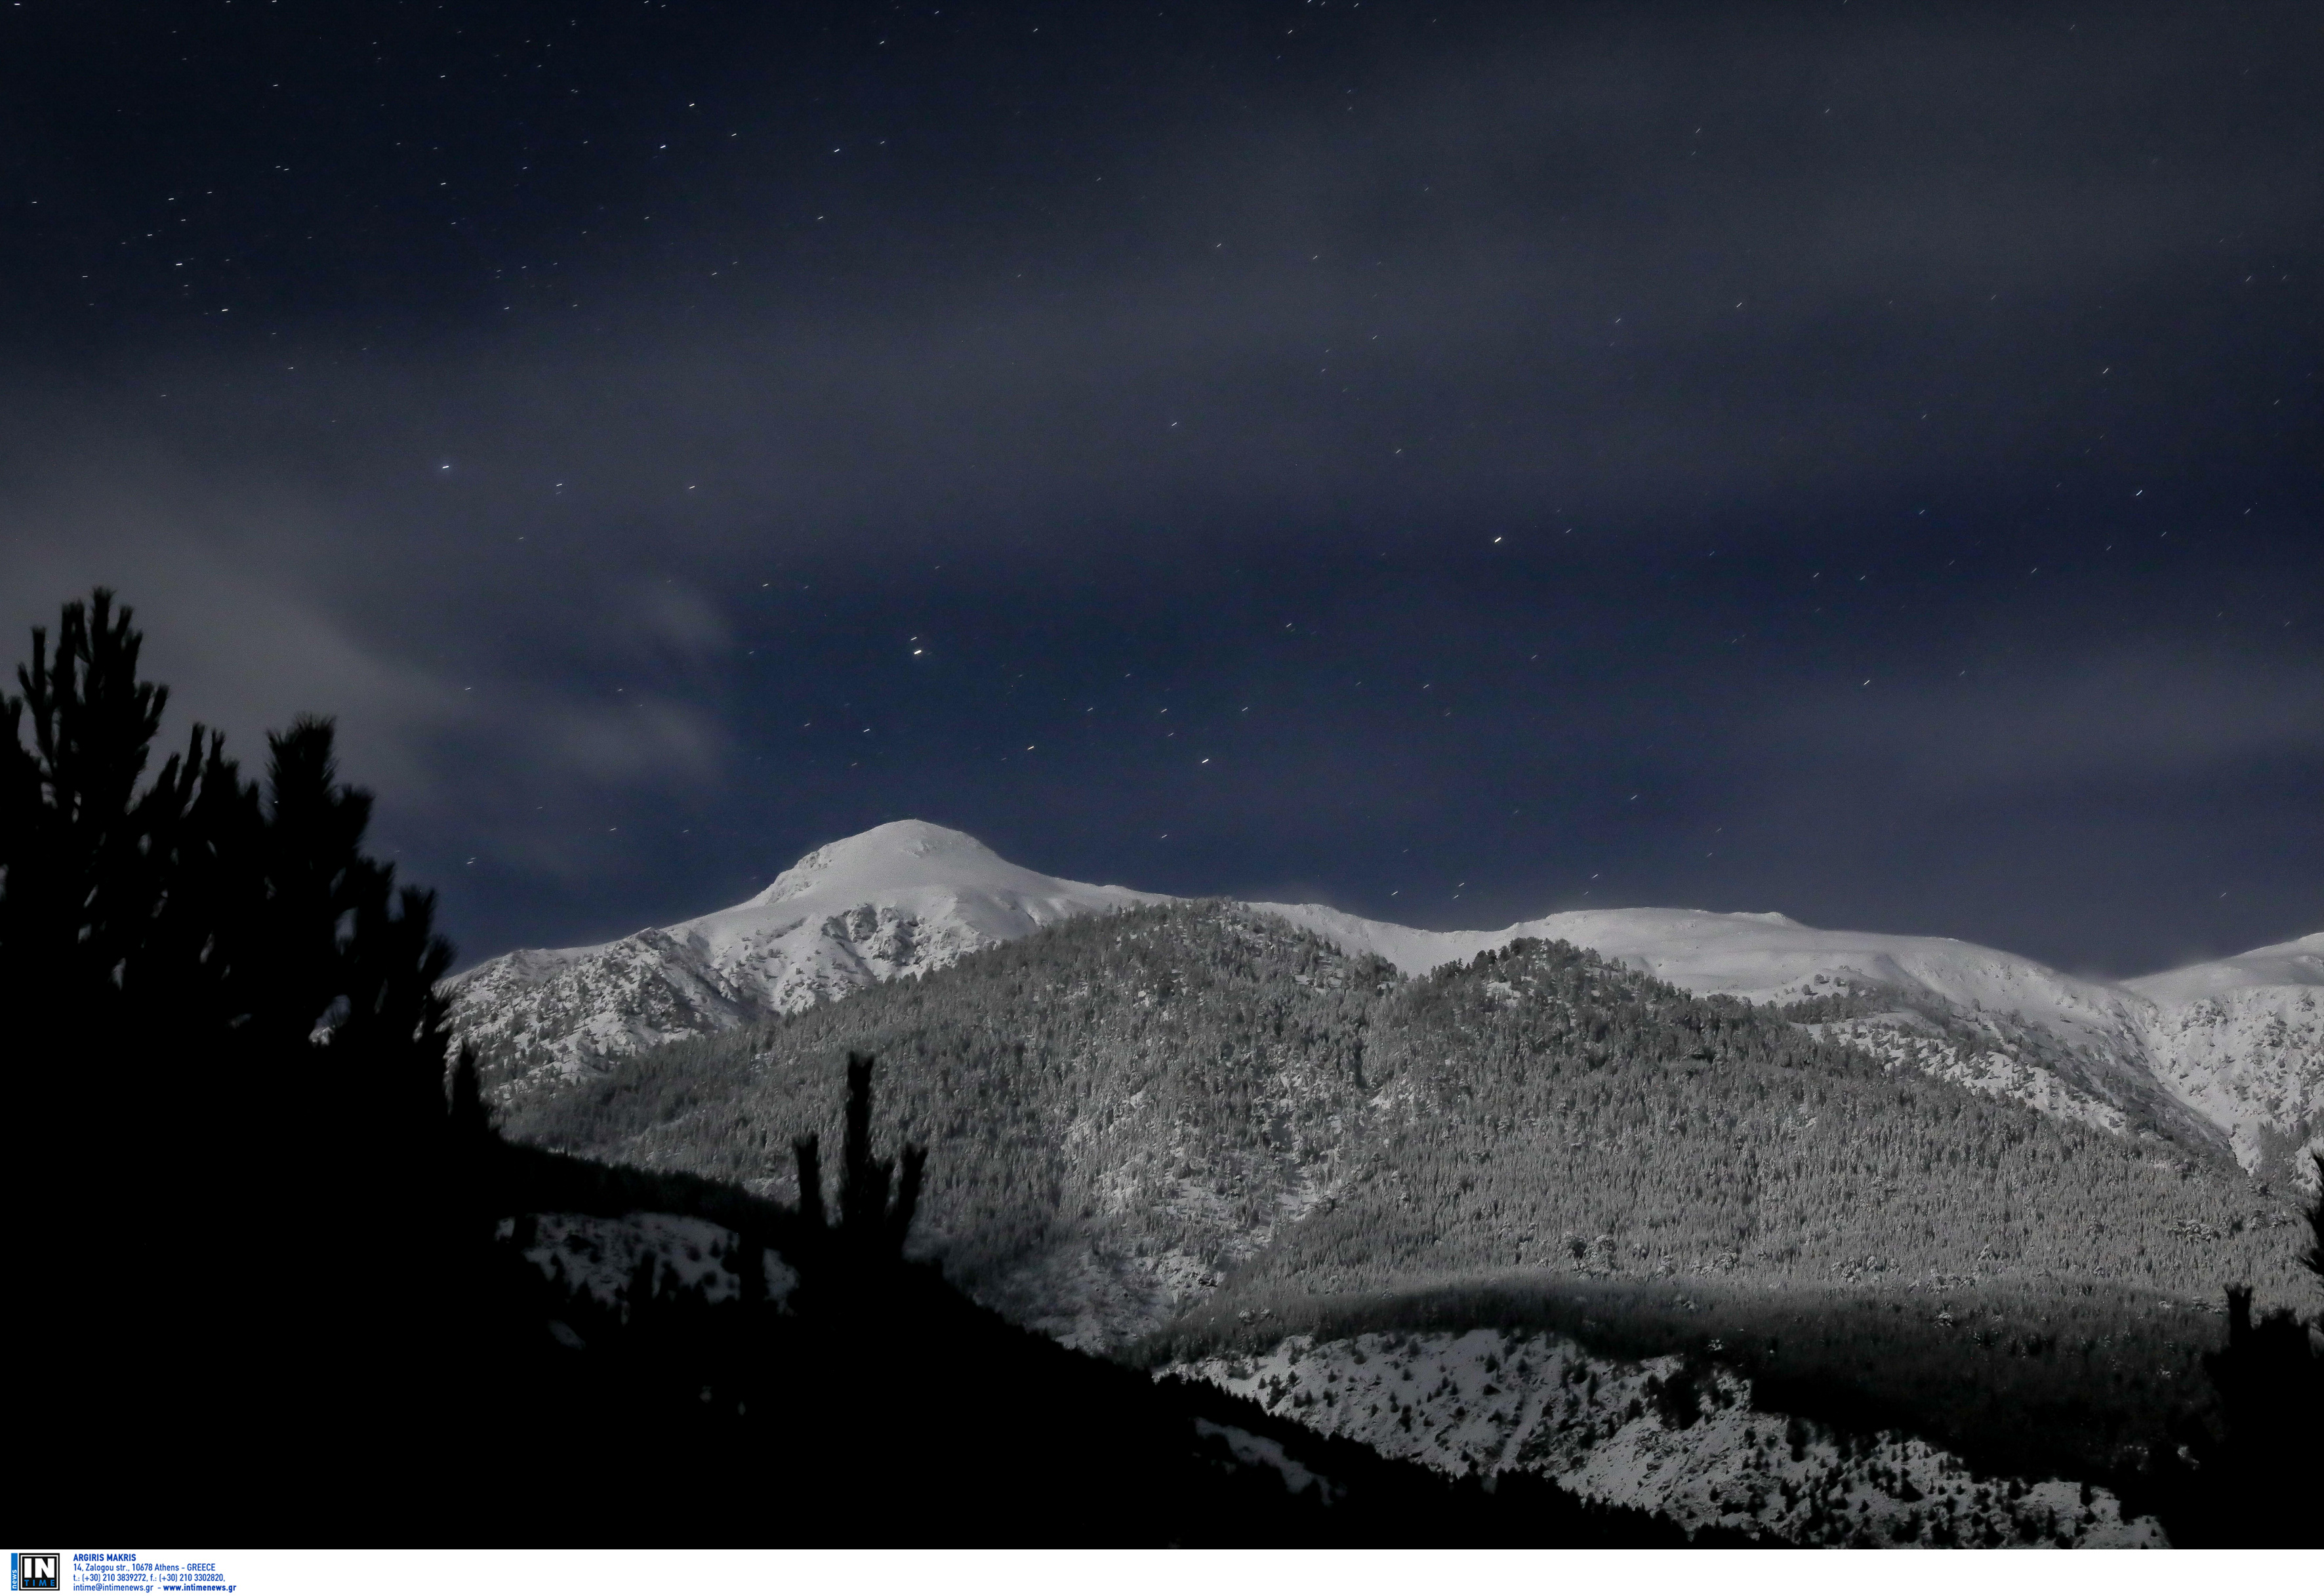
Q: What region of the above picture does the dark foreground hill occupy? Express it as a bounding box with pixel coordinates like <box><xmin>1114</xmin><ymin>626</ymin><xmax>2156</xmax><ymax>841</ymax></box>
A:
<box><xmin>20</xmin><ymin>1084</ymin><xmax>1730</xmax><ymax>1549</ymax></box>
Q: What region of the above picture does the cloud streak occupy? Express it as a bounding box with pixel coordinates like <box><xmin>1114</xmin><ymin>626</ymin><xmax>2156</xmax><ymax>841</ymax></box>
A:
<box><xmin>1771</xmin><ymin>650</ymin><xmax>2324</xmax><ymax>793</ymax></box>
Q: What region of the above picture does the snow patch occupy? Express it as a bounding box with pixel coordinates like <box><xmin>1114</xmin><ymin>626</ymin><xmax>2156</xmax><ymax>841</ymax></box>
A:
<box><xmin>1191</xmin><ymin>1417</ymin><xmax>1344</xmax><ymax>1502</ymax></box>
<box><xmin>1170</xmin><ymin>1328</ymin><xmax>2165</xmax><ymax>1547</ymax></box>
<box><xmin>502</xmin><ymin>1211</ymin><xmax>796</xmax><ymax>1311</ymax></box>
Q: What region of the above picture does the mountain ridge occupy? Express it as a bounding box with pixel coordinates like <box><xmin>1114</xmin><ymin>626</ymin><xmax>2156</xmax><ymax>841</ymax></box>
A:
<box><xmin>502</xmin><ymin>898</ymin><xmax>2312</xmax><ymax>1352</ymax></box>
<box><xmin>447</xmin><ymin>819</ymin><xmax>2321</xmax><ymax>1183</ymax></box>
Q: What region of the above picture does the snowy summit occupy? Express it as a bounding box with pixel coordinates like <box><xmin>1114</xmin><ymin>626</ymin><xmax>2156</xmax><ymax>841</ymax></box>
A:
<box><xmin>447</xmin><ymin>820</ymin><xmax>1161</xmax><ymax>1081</ymax></box>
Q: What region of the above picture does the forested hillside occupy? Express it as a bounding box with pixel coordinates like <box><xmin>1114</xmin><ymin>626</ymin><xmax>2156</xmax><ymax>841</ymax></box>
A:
<box><xmin>507</xmin><ymin>903</ymin><xmax>1399</xmax><ymax>1338</ymax></box>
<box><xmin>508</xmin><ymin>902</ymin><xmax>2312</xmax><ymax>1345</ymax></box>
<box><xmin>1240</xmin><ymin>935</ymin><xmax>2303</xmax><ymax>1300</ymax></box>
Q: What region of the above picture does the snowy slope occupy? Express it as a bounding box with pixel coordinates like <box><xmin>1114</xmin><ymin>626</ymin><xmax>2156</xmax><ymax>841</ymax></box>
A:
<box><xmin>2127</xmin><ymin>934</ymin><xmax>2324</xmax><ymax>1186</ymax></box>
<box><xmin>1170</xmin><ymin>1328</ymin><xmax>2163</xmax><ymax>1547</ymax></box>
<box><xmin>447</xmin><ymin>932</ymin><xmax>767</xmax><ymax>1080</ymax></box>
<box><xmin>1251</xmin><ymin>902</ymin><xmax>2221</xmax><ymax>1158</ymax></box>
<box><xmin>1257</xmin><ymin>902</ymin><xmax>2322</xmax><ymax>1183</ymax></box>
<box><xmin>1251</xmin><ymin>903</ymin><xmax>2139</xmax><ymax>1049</ymax></box>
<box><xmin>2128</xmin><ymin>933</ymin><xmax>2324</xmax><ymax>1006</ymax></box>
<box><xmin>448</xmin><ymin>820</ymin><xmax>1163</xmax><ymax>1087</ymax></box>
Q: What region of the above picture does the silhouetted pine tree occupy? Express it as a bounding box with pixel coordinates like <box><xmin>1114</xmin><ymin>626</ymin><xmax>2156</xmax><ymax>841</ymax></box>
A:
<box><xmin>3</xmin><ymin>592</ymin><xmax>464</xmax><ymax>1169</ymax></box>
<box><xmin>3</xmin><ymin>589</ymin><xmax>495</xmax><ymax>1519</ymax></box>
<box><xmin>4</xmin><ymin>592</ymin><xmax>201</xmax><ymax>1093</ymax></box>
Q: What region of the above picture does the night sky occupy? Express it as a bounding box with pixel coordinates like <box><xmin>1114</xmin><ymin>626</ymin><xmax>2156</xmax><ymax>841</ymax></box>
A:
<box><xmin>5</xmin><ymin>1</ymin><xmax>2317</xmax><ymax>979</ymax></box>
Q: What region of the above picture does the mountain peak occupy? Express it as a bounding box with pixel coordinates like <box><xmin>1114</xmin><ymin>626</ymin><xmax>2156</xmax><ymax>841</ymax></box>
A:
<box><xmin>749</xmin><ymin>819</ymin><xmax>1002</xmax><ymax>905</ymax></box>
<box><xmin>453</xmin><ymin>820</ymin><xmax>1162</xmax><ymax>1082</ymax></box>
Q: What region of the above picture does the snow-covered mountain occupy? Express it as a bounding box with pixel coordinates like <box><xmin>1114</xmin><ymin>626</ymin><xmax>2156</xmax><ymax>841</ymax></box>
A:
<box><xmin>1259</xmin><ymin>901</ymin><xmax>2321</xmax><ymax>1185</ymax></box>
<box><xmin>449</xmin><ymin>819</ymin><xmax>2321</xmax><ymax>1183</ymax></box>
<box><xmin>2125</xmin><ymin>934</ymin><xmax>2324</xmax><ymax>1181</ymax></box>
<box><xmin>448</xmin><ymin>820</ymin><xmax>1163</xmax><ymax>1085</ymax></box>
